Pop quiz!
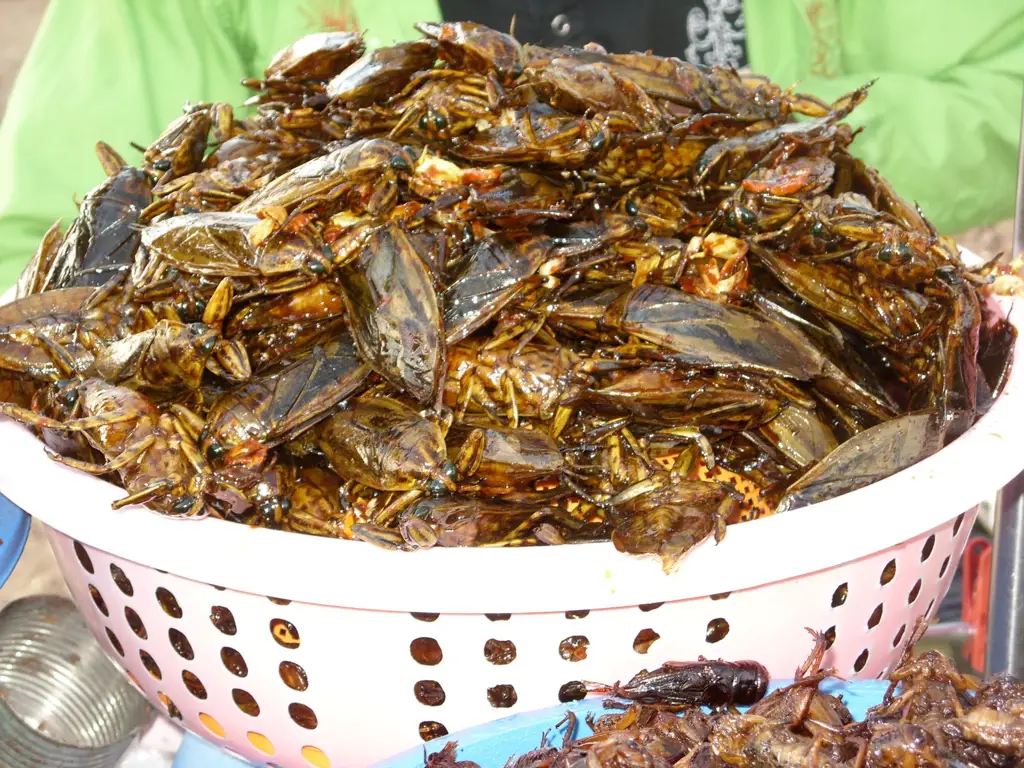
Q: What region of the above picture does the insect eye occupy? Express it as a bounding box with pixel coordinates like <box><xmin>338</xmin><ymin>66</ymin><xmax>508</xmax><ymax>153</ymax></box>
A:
<box><xmin>171</xmin><ymin>496</ymin><xmax>196</xmax><ymax>515</ymax></box>
<box><xmin>589</xmin><ymin>131</ymin><xmax>608</xmax><ymax>152</ymax></box>
<box><xmin>258</xmin><ymin>499</ymin><xmax>279</xmax><ymax>520</ymax></box>
<box><xmin>153</xmin><ymin>159</ymin><xmax>172</xmax><ymax>172</ymax></box>
<box><xmin>60</xmin><ymin>388</ymin><xmax>80</xmax><ymax>409</ymax></box>
<box><xmin>418</xmin><ymin>114</ymin><xmax>429</xmax><ymax>131</ymax></box>
<box><xmin>390</xmin><ymin>153</ymin><xmax>412</xmax><ymax>173</ymax></box>
<box><xmin>810</xmin><ymin>220</ymin><xmax>826</xmax><ymax>238</ymax></box>
<box><xmin>427</xmin><ymin>478</ymin><xmax>450</xmax><ymax>496</ymax></box>
<box><xmin>307</xmin><ymin>259</ymin><xmax>327</xmax><ymax>274</ymax></box>
<box><xmin>279</xmin><ymin>497</ymin><xmax>292</xmax><ymax>513</ymax></box>
<box><xmin>199</xmin><ymin>335</ymin><xmax>217</xmax><ymax>355</ymax></box>
<box><xmin>625</xmin><ymin>199</ymin><xmax>640</xmax><ymax>216</ymax></box>
<box><xmin>736</xmin><ymin>206</ymin><xmax>757</xmax><ymax>227</ymax></box>
<box><xmin>207</xmin><ymin>441</ymin><xmax>227</xmax><ymax>460</ymax></box>
<box><xmin>431</xmin><ymin>112</ymin><xmax>447</xmax><ymax>131</ymax></box>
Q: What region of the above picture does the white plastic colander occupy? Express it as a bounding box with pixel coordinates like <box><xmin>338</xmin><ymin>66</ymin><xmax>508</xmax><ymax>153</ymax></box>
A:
<box><xmin>0</xmin><ymin>274</ymin><xmax>1020</xmax><ymax>767</ymax></box>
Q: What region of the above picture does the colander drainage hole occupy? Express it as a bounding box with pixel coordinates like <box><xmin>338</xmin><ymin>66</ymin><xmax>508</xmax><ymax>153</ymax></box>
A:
<box><xmin>269</xmin><ymin>596</ymin><xmax>292</xmax><ymax>605</ymax></box>
<box><xmin>880</xmin><ymin>559</ymin><xmax>897</xmax><ymax>586</ymax></box>
<box><xmin>921</xmin><ymin>534</ymin><xmax>936</xmax><ymax>561</ymax></box>
<box><xmin>953</xmin><ymin>513</ymin><xmax>965</xmax><ymax>536</ymax></box>
<box><xmin>831</xmin><ymin>583</ymin><xmax>848</xmax><ymax>608</ymax></box>
<box><xmin>867</xmin><ymin>604</ymin><xmax>884</xmax><ymax>630</ymax></box>
<box><xmin>925</xmin><ymin>598</ymin><xmax>936</xmax><ymax>619</ymax></box>
<box><xmin>105</xmin><ymin>627</ymin><xmax>125</xmax><ymax>656</ymax></box>
<box><xmin>140</xmin><ymin>649</ymin><xmax>162</xmax><ymax>680</ymax></box>
<box><xmin>280</xmin><ymin>661</ymin><xmax>309</xmax><ymax>691</ymax></box>
<box><xmin>559</xmin><ymin>681</ymin><xmax>587</xmax><ymax>702</ymax></box>
<box><xmin>270</xmin><ymin>618</ymin><xmax>301</xmax><ymax>649</ymax></box>
<box><xmin>706</xmin><ymin>618</ymin><xmax>729</xmax><ymax>643</ymax></box>
<box><xmin>290</xmin><ymin>702</ymin><xmax>319</xmax><ymax>729</ymax></box>
<box><xmin>221</xmin><ymin>647</ymin><xmax>248</xmax><ymax>677</ymax></box>
<box><xmin>639</xmin><ymin>602</ymin><xmax>663</xmax><ymax>612</ymax></box>
<box><xmin>893</xmin><ymin>624</ymin><xmax>907</xmax><ymax>647</ymax></box>
<box><xmin>908</xmin><ymin>579</ymin><xmax>922</xmax><ymax>605</ymax></box>
<box><xmin>73</xmin><ymin>540</ymin><xmax>94</xmax><ymax>573</ymax></box>
<box><xmin>415</xmin><ymin>680</ymin><xmax>446</xmax><ymax>706</ymax></box>
<box><xmin>233</xmin><ymin>688</ymin><xmax>261</xmax><ymax>717</ymax></box>
<box><xmin>823</xmin><ymin>626</ymin><xmax>837</xmax><ymax>650</ymax></box>
<box><xmin>211</xmin><ymin>605</ymin><xmax>237</xmax><ymax>635</ymax></box>
<box><xmin>853</xmin><ymin>649</ymin><xmax>869</xmax><ymax>673</ymax></box>
<box><xmin>169</xmin><ymin>628</ymin><xmax>195</xmax><ymax>660</ymax></box>
<box><xmin>182</xmin><ymin>670</ymin><xmax>208</xmax><ymax>699</ymax></box>
<box><xmin>485</xmin><ymin>613</ymin><xmax>511</xmax><ymax>621</ymax></box>
<box><xmin>484</xmin><ymin>638</ymin><xmax>516</xmax><ymax>665</ymax></box>
<box><xmin>125</xmin><ymin>606</ymin><xmax>147</xmax><ymax>639</ymax></box>
<box><xmin>302</xmin><ymin>746</ymin><xmax>331</xmax><ymax>767</ymax></box>
<box><xmin>419</xmin><ymin>721</ymin><xmax>448</xmax><ymax>741</ymax></box>
<box><xmin>156</xmin><ymin>587</ymin><xmax>182</xmax><ymax>618</ymax></box>
<box><xmin>88</xmin><ymin>584</ymin><xmax>109</xmax><ymax>617</ymax></box>
<box><xmin>559</xmin><ymin>636</ymin><xmax>588</xmax><ymax>662</ymax></box>
<box><xmin>633</xmin><ymin>628</ymin><xmax>660</xmax><ymax>654</ymax></box>
<box><xmin>709</xmin><ymin>591</ymin><xmax>731</xmax><ymax>601</ymax></box>
<box><xmin>939</xmin><ymin>556</ymin><xmax>951</xmax><ymax>578</ymax></box>
<box><xmin>158</xmin><ymin>691</ymin><xmax>183</xmax><ymax>721</ymax></box>
<box><xmin>200</xmin><ymin>713</ymin><xmax>225</xmax><ymax>738</ymax></box>
<box><xmin>411</xmin><ymin>637</ymin><xmax>443</xmax><ymax>665</ymax></box>
<box><xmin>110</xmin><ymin>563</ymin><xmax>133</xmax><ymax>596</ymax></box>
<box><xmin>565</xmin><ymin>609</ymin><xmax>589</xmax><ymax>619</ymax></box>
<box><xmin>412</xmin><ymin>612</ymin><xmax>439</xmax><ymax>622</ymax></box>
<box><xmin>487</xmin><ymin>684</ymin><xmax>517</xmax><ymax>708</ymax></box>
<box><xmin>247</xmin><ymin>732</ymin><xmax>275</xmax><ymax>756</ymax></box>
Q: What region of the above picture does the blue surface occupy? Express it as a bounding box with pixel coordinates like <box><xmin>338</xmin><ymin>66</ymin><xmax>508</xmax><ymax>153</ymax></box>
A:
<box><xmin>376</xmin><ymin>680</ymin><xmax>893</xmax><ymax>768</ymax></box>
<box><xmin>172</xmin><ymin>733</ymin><xmax>254</xmax><ymax>767</ymax></box>
<box><xmin>0</xmin><ymin>492</ymin><xmax>30</xmax><ymax>590</ymax></box>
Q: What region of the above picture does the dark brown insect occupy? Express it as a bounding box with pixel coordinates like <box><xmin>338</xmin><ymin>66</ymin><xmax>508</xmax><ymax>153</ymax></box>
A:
<box><xmin>588</xmin><ymin>659</ymin><xmax>769</xmax><ymax>709</ymax></box>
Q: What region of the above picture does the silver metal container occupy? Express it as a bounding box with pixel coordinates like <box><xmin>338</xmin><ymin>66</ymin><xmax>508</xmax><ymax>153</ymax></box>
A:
<box><xmin>0</xmin><ymin>595</ymin><xmax>153</xmax><ymax>768</ymax></box>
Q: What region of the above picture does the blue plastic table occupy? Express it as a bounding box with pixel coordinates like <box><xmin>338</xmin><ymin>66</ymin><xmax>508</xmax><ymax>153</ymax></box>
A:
<box><xmin>0</xmin><ymin>492</ymin><xmax>30</xmax><ymax>590</ymax></box>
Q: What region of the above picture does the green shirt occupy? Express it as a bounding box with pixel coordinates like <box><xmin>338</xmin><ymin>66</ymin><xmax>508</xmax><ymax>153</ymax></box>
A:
<box><xmin>0</xmin><ymin>0</ymin><xmax>1022</xmax><ymax>288</ymax></box>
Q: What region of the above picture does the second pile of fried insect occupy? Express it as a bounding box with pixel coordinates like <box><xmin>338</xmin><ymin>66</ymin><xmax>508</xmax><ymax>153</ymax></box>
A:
<box><xmin>0</xmin><ymin>23</ymin><xmax>1015</xmax><ymax>570</ymax></box>
<box><xmin>427</xmin><ymin>622</ymin><xmax>1024</xmax><ymax>767</ymax></box>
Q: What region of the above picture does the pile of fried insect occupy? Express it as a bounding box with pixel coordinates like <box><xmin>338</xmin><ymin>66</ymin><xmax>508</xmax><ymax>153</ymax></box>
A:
<box><xmin>0</xmin><ymin>23</ymin><xmax>1016</xmax><ymax>569</ymax></box>
<box><xmin>427</xmin><ymin>622</ymin><xmax>1024</xmax><ymax>767</ymax></box>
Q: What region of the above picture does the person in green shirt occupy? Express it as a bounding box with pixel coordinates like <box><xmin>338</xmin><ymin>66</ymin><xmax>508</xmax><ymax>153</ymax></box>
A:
<box><xmin>0</xmin><ymin>0</ymin><xmax>1021</xmax><ymax>289</ymax></box>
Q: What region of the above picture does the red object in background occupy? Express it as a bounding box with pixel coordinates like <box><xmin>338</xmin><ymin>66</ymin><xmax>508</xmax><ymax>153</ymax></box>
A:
<box><xmin>961</xmin><ymin>537</ymin><xmax>993</xmax><ymax>672</ymax></box>
<box><xmin>304</xmin><ymin>0</ymin><xmax>359</xmax><ymax>32</ymax></box>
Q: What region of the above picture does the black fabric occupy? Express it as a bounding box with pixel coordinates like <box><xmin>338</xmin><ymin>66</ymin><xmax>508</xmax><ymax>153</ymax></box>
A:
<box><xmin>435</xmin><ymin>0</ymin><xmax>748</xmax><ymax>68</ymax></box>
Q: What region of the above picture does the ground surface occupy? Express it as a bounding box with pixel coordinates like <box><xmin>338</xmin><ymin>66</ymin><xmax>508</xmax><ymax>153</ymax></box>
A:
<box><xmin>0</xmin><ymin>0</ymin><xmax>1014</xmax><ymax>624</ymax></box>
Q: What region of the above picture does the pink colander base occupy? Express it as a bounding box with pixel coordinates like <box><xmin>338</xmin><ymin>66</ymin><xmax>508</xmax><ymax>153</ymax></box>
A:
<box><xmin>0</xmin><ymin>272</ymin><xmax>1020</xmax><ymax>767</ymax></box>
<box><xmin>44</xmin><ymin>513</ymin><xmax>974</xmax><ymax>767</ymax></box>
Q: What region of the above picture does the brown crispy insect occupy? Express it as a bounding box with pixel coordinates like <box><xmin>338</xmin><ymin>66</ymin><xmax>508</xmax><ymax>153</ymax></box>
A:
<box><xmin>0</xmin><ymin>21</ymin><xmax>996</xmax><ymax>569</ymax></box>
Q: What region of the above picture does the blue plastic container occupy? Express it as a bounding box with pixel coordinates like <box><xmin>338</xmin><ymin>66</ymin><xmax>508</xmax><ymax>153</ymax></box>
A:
<box><xmin>172</xmin><ymin>733</ymin><xmax>254</xmax><ymax>767</ymax></box>
<box><xmin>0</xmin><ymin>492</ymin><xmax>30</xmax><ymax>590</ymax></box>
<box><xmin>376</xmin><ymin>680</ymin><xmax>892</xmax><ymax>768</ymax></box>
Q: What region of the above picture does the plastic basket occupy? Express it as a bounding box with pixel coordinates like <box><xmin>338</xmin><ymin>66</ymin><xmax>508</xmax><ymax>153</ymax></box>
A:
<box><xmin>0</xmin><ymin>265</ymin><xmax>1020</xmax><ymax>766</ymax></box>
